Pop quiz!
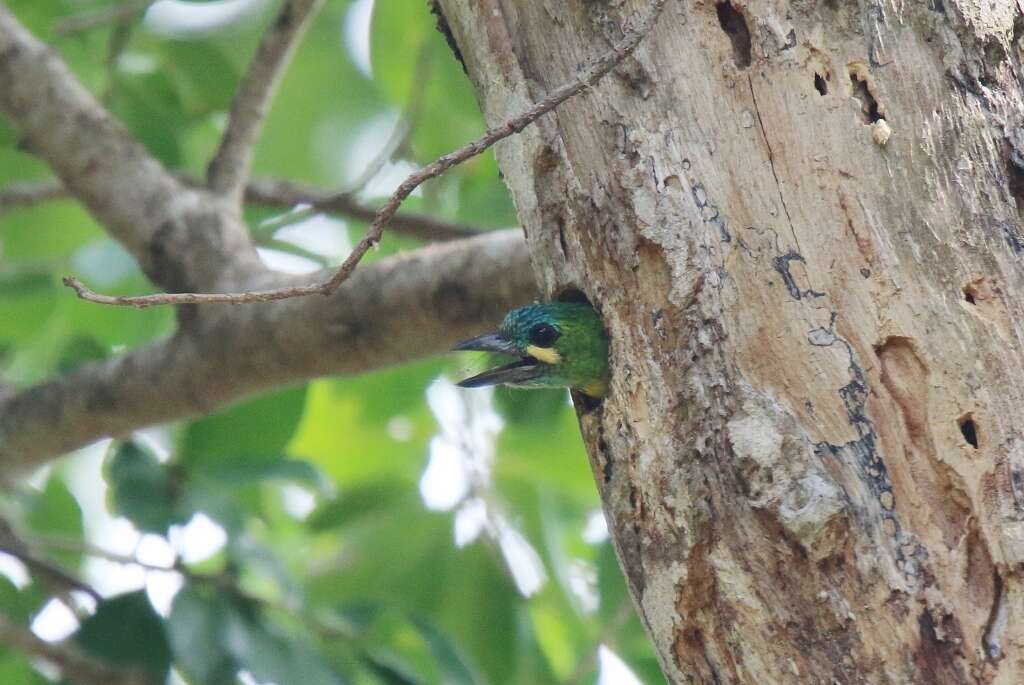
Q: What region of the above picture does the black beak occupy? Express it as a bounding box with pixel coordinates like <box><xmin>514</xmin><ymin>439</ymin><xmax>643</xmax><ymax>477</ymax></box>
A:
<box><xmin>452</xmin><ymin>332</ymin><xmax>546</xmax><ymax>388</ymax></box>
<box><xmin>451</xmin><ymin>332</ymin><xmax>518</xmax><ymax>355</ymax></box>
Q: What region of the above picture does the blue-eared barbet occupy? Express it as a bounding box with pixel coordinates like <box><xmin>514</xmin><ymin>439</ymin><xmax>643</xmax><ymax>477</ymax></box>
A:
<box><xmin>453</xmin><ymin>302</ymin><xmax>610</xmax><ymax>398</ymax></box>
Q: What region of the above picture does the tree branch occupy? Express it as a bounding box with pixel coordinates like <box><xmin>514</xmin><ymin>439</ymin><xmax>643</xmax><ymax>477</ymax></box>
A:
<box><xmin>0</xmin><ymin>180</ymin><xmax>67</xmax><ymax>211</ymax></box>
<box><xmin>0</xmin><ymin>5</ymin><xmax>259</xmax><ymax>293</ymax></box>
<box><xmin>0</xmin><ymin>230</ymin><xmax>533</xmax><ymax>476</ymax></box>
<box><xmin>207</xmin><ymin>0</ymin><xmax>324</xmax><ymax>200</ymax></box>
<box><xmin>62</xmin><ymin>0</ymin><xmax>666</xmax><ymax>308</ymax></box>
<box><xmin>0</xmin><ymin>612</ymin><xmax>156</xmax><ymax>685</ymax></box>
<box><xmin>246</xmin><ymin>178</ymin><xmax>481</xmax><ymax>241</ymax></box>
<box><xmin>0</xmin><ymin>519</ymin><xmax>101</xmax><ymax>604</ymax></box>
<box><xmin>0</xmin><ymin>177</ymin><xmax>481</xmax><ymax>242</ymax></box>
<box><xmin>54</xmin><ymin>0</ymin><xmax>152</xmax><ymax>36</ymax></box>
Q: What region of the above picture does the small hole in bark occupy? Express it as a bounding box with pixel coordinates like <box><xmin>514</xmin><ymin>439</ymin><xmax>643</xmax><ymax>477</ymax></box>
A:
<box><xmin>716</xmin><ymin>1</ymin><xmax>752</xmax><ymax>68</ymax></box>
<box><xmin>1007</xmin><ymin>157</ymin><xmax>1024</xmax><ymax>218</ymax></box>
<box><xmin>814</xmin><ymin>72</ymin><xmax>829</xmax><ymax>95</ymax></box>
<box><xmin>964</xmin><ymin>285</ymin><xmax>977</xmax><ymax>305</ymax></box>
<box><xmin>959</xmin><ymin>415</ymin><xmax>979</xmax><ymax>449</ymax></box>
<box><xmin>849</xmin><ymin>69</ymin><xmax>883</xmax><ymax>123</ymax></box>
<box><xmin>555</xmin><ymin>286</ymin><xmax>589</xmax><ymax>304</ymax></box>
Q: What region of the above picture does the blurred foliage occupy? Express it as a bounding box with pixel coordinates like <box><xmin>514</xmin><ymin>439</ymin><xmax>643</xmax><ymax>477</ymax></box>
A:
<box><xmin>0</xmin><ymin>1</ymin><xmax>658</xmax><ymax>684</ymax></box>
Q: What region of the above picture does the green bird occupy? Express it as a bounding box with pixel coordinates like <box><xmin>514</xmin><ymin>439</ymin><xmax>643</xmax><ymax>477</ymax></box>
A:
<box><xmin>453</xmin><ymin>302</ymin><xmax>610</xmax><ymax>398</ymax></box>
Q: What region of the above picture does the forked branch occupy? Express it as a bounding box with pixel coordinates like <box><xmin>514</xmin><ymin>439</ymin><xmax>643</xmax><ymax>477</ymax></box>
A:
<box><xmin>64</xmin><ymin>0</ymin><xmax>668</xmax><ymax>308</ymax></box>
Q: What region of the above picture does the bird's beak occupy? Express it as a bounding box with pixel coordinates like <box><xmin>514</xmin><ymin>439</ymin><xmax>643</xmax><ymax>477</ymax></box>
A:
<box><xmin>451</xmin><ymin>332</ymin><xmax>518</xmax><ymax>355</ymax></box>
<box><xmin>452</xmin><ymin>332</ymin><xmax>546</xmax><ymax>388</ymax></box>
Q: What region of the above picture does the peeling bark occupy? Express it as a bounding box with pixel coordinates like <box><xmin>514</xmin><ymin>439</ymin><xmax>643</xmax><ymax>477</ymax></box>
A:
<box><xmin>438</xmin><ymin>0</ymin><xmax>1024</xmax><ymax>681</ymax></box>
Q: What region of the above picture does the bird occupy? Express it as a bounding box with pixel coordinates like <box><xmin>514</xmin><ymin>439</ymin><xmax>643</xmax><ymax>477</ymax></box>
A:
<box><xmin>453</xmin><ymin>302</ymin><xmax>609</xmax><ymax>398</ymax></box>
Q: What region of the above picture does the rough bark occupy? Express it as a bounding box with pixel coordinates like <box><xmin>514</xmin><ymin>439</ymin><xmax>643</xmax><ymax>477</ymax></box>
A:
<box><xmin>437</xmin><ymin>0</ymin><xmax>1024</xmax><ymax>682</ymax></box>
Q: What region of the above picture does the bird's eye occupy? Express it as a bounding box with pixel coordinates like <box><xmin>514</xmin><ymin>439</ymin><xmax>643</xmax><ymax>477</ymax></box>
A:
<box><xmin>528</xmin><ymin>323</ymin><xmax>560</xmax><ymax>347</ymax></box>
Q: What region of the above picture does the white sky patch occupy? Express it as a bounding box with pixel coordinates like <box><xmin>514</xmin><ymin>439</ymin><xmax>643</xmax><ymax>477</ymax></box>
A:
<box><xmin>273</xmin><ymin>214</ymin><xmax>351</xmax><ymax>263</ymax></box>
<box><xmin>280</xmin><ymin>483</ymin><xmax>317</xmax><ymax>521</ymax></box>
<box><xmin>597</xmin><ymin>645</ymin><xmax>644</xmax><ymax>685</ymax></box>
<box><xmin>256</xmin><ymin>246</ymin><xmax>321</xmax><ymax>275</ymax></box>
<box><xmin>146</xmin><ymin>571</ymin><xmax>184</xmax><ymax>618</ymax></box>
<box><xmin>0</xmin><ymin>553</ymin><xmax>29</xmax><ymax>589</ymax></box>
<box><xmin>343</xmin><ymin>0</ymin><xmax>375</xmax><ymax>77</ymax></box>
<box><xmin>386</xmin><ymin>416</ymin><xmax>414</xmax><ymax>442</ymax></box>
<box><xmin>567</xmin><ymin>559</ymin><xmax>599</xmax><ymax>614</ymax></box>
<box><xmin>115</xmin><ymin>52</ymin><xmax>158</xmax><ymax>75</ymax></box>
<box><xmin>583</xmin><ymin>509</ymin><xmax>610</xmax><ymax>545</ymax></box>
<box><xmin>133</xmin><ymin>426</ymin><xmax>173</xmax><ymax>463</ymax></box>
<box><xmin>83</xmin><ymin>517</ymin><xmax>146</xmax><ymax>597</ymax></box>
<box><xmin>420</xmin><ymin>435</ymin><xmax>470</xmax><ymax>511</ymax></box>
<box><xmin>170</xmin><ymin>513</ymin><xmax>228</xmax><ymax>565</ymax></box>
<box><xmin>420</xmin><ymin>378</ymin><xmax>547</xmax><ymax>596</ymax></box>
<box><xmin>63</xmin><ymin>442</ymin><xmax>158</xmax><ymax>597</ymax></box>
<box><xmin>496</xmin><ymin>518</ymin><xmax>547</xmax><ymax>598</ymax></box>
<box><xmin>453</xmin><ymin>497</ymin><xmax>487</xmax><ymax>548</ymax></box>
<box><xmin>419</xmin><ymin>379</ymin><xmax>502</xmax><ymax>511</ymax></box>
<box><xmin>136</xmin><ymin>534</ymin><xmax>176</xmax><ymax>568</ymax></box>
<box><xmin>359</xmin><ymin>159</ymin><xmax>419</xmax><ymax>200</ymax></box>
<box><xmin>341</xmin><ymin>110</ymin><xmax>395</xmax><ymax>181</ymax></box>
<box><xmin>31</xmin><ymin>599</ymin><xmax>79</xmax><ymax>642</ymax></box>
<box><xmin>145</xmin><ymin>0</ymin><xmax>272</xmax><ymax>39</ymax></box>
<box><xmin>70</xmin><ymin>239</ymin><xmax>138</xmax><ymax>287</ymax></box>
<box><xmin>239</xmin><ymin>670</ymin><xmax>278</xmax><ymax>685</ymax></box>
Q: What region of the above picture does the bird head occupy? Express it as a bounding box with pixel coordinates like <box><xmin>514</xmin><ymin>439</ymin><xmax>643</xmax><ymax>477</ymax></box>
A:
<box><xmin>453</xmin><ymin>302</ymin><xmax>609</xmax><ymax>398</ymax></box>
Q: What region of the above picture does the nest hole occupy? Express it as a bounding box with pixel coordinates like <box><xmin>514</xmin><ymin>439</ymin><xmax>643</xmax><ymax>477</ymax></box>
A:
<box><xmin>849</xmin><ymin>69</ymin><xmax>883</xmax><ymax>123</ymax></box>
<box><xmin>716</xmin><ymin>1</ymin><xmax>752</xmax><ymax>69</ymax></box>
<box><xmin>959</xmin><ymin>414</ymin><xmax>979</xmax><ymax>449</ymax></box>
<box><xmin>814</xmin><ymin>72</ymin><xmax>829</xmax><ymax>96</ymax></box>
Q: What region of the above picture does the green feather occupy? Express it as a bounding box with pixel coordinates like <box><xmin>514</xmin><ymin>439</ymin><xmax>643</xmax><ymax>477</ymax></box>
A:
<box><xmin>454</xmin><ymin>302</ymin><xmax>609</xmax><ymax>397</ymax></box>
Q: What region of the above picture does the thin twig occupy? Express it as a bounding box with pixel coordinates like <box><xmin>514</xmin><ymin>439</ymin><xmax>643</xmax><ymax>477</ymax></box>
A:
<box><xmin>54</xmin><ymin>0</ymin><xmax>152</xmax><ymax>36</ymax></box>
<box><xmin>207</xmin><ymin>0</ymin><xmax>325</xmax><ymax>199</ymax></box>
<box><xmin>63</xmin><ymin>0</ymin><xmax>667</xmax><ymax>308</ymax></box>
<box><xmin>0</xmin><ymin>180</ymin><xmax>67</xmax><ymax>210</ymax></box>
<box><xmin>0</xmin><ymin>520</ymin><xmax>102</xmax><ymax>603</ymax></box>
<box><xmin>0</xmin><ymin>611</ymin><xmax>156</xmax><ymax>685</ymax></box>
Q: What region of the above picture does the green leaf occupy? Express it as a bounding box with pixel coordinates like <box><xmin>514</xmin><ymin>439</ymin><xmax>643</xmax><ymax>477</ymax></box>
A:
<box><xmin>107</xmin><ymin>70</ymin><xmax>185</xmax><ymax>167</ymax></box>
<box><xmin>363</xmin><ymin>652</ymin><xmax>422</xmax><ymax>685</ymax></box>
<box><xmin>0</xmin><ymin>577</ymin><xmax>41</xmax><ymax>624</ymax></box>
<box><xmin>196</xmin><ymin>455</ymin><xmax>330</xmax><ymax>493</ymax></box>
<box><xmin>56</xmin><ymin>335</ymin><xmax>108</xmax><ymax>374</ymax></box>
<box><xmin>24</xmin><ymin>475</ymin><xmax>83</xmax><ymax>569</ymax></box>
<box><xmin>159</xmin><ymin>40</ymin><xmax>238</xmax><ymax>115</ymax></box>
<box><xmin>410</xmin><ymin>616</ymin><xmax>483</xmax><ymax>685</ymax></box>
<box><xmin>308</xmin><ymin>480</ymin><xmax>407</xmax><ymax>531</ymax></box>
<box><xmin>223</xmin><ymin>602</ymin><xmax>346</xmax><ymax>685</ymax></box>
<box><xmin>105</xmin><ymin>441</ymin><xmax>183</xmax><ymax>534</ymax></box>
<box><xmin>182</xmin><ymin>386</ymin><xmax>308</xmax><ymax>467</ymax></box>
<box><xmin>75</xmin><ymin>591</ymin><xmax>171</xmax><ymax>678</ymax></box>
<box><xmin>0</xmin><ymin>651</ymin><xmax>48</xmax><ymax>685</ymax></box>
<box><xmin>167</xmin><ymin>585</ymin><xmax>236</xmax><ymax>685</ymax></box>
<box><xmin>0</xmin><ymin>272</ymin><xmax>57</xmax><ymax>344</ymax></box>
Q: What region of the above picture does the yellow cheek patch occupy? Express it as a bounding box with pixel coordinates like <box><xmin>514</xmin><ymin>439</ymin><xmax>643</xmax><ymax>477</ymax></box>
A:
<box><xmin>526</xmin><ymin>345</ymin><xmax>561</xmax><ymax>365</ymax></box>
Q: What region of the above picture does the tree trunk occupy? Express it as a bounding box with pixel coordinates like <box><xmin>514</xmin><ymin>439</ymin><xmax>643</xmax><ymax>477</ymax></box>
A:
<box><xmin>436</xmin><ymin>0</ymin><xmax>1024</xmax><ymax>682</ymax></box>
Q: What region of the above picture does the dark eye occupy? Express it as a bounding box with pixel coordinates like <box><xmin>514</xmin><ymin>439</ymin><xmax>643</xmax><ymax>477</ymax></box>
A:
<box><xmin>528</xmin><ymin>323</ymin><xmax>560</xmax><ymax>347</ymax></box>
